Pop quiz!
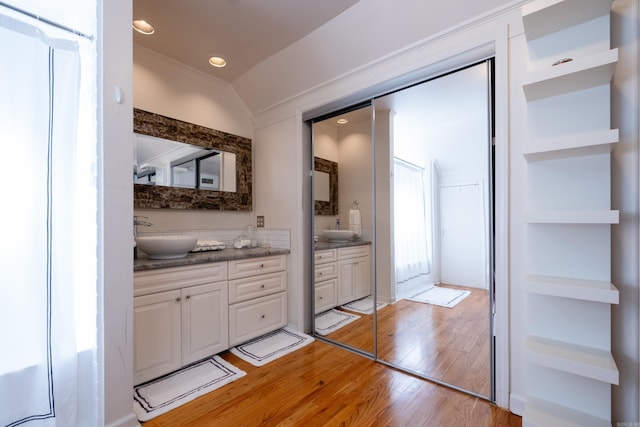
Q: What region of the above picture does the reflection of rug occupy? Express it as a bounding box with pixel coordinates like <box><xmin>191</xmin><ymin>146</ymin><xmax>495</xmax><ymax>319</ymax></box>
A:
<box><xmin>340</xmin><ymin>296</ymin><xmax>387</xmax><ymax>314</ymax></box>
<box><xmin>314</xmin><ymin>309</ymin><xmax>360</xmax><ymax>336</ymax></box>
<box><xmin>407</xmin><ymin>286</ymin><xmax>470</xmax><ymax>308</ymax></box>
<box><xmin>133</xmin><ymin>356</ymin><xmax>245</xmax><ymax>422</ymax></box>
<box><xmin>230</xmin><ymin>327</ymin><xmax>314</xmax><ymax>367</ymax></box>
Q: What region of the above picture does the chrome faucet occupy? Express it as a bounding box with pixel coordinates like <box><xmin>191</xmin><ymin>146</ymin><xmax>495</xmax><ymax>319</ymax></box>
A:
<box><xmin>134</xmin><ymin>216</ymin><xmax>152</xmax><ymax>238</ymax></box>
<box><xmin>134</xmin><ymin>216</ymin><xmax>152</xmax><ymax>259</ymax></box>
<box><xmin>335</xmin><ymin>218</ymin><xmax>341</xmax><ymax>230</ymax></box>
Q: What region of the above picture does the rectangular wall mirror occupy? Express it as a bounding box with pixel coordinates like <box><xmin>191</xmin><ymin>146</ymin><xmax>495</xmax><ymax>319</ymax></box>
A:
<box><xmin>133</xmin><ymin>109</ymin><xmax>252</xmax><ymax>210</ymax></box>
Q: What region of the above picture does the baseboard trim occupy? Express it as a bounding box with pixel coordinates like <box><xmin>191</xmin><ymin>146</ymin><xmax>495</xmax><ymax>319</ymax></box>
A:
<box><xmin>105</xmin><ymin>412</ymin><xmax>139</xmax><ymax>427</ymax></box>
<box><xmin>509</xmin><ymin>393</ymin><xmax>526</xmax><ymax>416</ymax></box>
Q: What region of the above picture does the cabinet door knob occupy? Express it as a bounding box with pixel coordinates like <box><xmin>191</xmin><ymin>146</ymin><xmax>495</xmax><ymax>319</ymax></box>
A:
<box><xmin>260</xmin><ymin>284</ymin><xmax>265</xmax><ymax>288</ymax></box>
<box><xmin>319</xmin><ymin>272</ymin><xmax>323</xmax><ymax>276</ymax></box>
<box><xmin>260</xmin><ymin>263</ymin><xmax>265</xmax><ymax>268</ymax></box>
<box><xmin>319</xmin><ymin>296</ymin><xmax>323</xmax><ymax>300</ymax></box>
<box><xmin>185</xmin><ymin>295</ymin><xmax>191</xmax><ymax>300</ymax></box>
<box><xmin>261</xmin><ymin>314</ymin><xmax>266</xmax><ymax>319</ymax></box>
<box><xmin>175</xmin><ymin>297</ymin><xmax>181</xmax><ymax>302</ymax></box>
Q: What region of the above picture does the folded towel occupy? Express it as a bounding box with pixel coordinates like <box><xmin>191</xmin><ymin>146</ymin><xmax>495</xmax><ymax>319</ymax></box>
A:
<box><xmin>192</xmin><ymin>239</ymin><xmax>227</xmax><ymax>252</ymax></box>
<box><xmin>349</xmin><ymin>209</ymin><xmax>361</xmax><ymax>237</ymax></box>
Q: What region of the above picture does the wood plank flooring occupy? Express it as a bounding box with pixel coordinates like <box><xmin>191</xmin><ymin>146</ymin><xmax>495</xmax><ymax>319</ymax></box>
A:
<box><xmin>143</xmin><ymin>337</ymin><xmax>519</xmax><ymax>426</ymax></box>
<box><xmin>327</xmin><ymin>284</ymin><xmax>491</xmax><ymax>396</ymax></box>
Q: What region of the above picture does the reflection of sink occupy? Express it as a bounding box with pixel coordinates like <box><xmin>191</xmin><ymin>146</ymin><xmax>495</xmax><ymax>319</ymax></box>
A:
<box><xmin>321</xmin><ymin>230</ymin><xmax>355</xmax><ymax>242</ymax></box>
<box><xmin>135</xmin><ymin>235</ymin><xmax>198</xmax><ymax>259</ymax></box>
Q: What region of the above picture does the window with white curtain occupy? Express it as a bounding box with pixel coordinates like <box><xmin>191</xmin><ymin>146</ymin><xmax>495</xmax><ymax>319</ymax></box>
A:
<box><xmin>0</xmin><ymin>2</ymin><xmax>97</xmax><ymax>426</ymax></box>
<box><xmin>393</xmin><ymin>158</ymin><xmax>431</xmax><ymax>297</ymax></box>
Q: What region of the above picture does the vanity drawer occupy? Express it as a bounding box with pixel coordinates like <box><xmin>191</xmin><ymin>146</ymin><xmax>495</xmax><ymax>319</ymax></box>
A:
<box><xmin>338</xmin><ymin>245</ymin><xmax>369</xmax><ymax>260</ymax></box>
<box><xmin>314</xmin><ymin>262</ymin><xmax>337</xmax><ymax>282</ymax></box>
<box><xmin>314</xmin><ymin>249</ymin><xmax>337</xmax><ymax>265</ymax></box>
<box><xmin>134</xmin><ymin>262</ymin><xmax>228</xmax><ymax>296</ymax></box>
<box><xmin>314</xmin><ymin>278</ymin><xmax>337</xmax><ymax>314</ymax></box>
<box><xmin>228</xmin><ymin>255</ymin><xmax>287</xmax><ymax>280</ymax></box>
<box><xmin>228</xmin><ymin>271</ymin><xmax>287</xmax><ymax>304</ymax></box>
<box><xmin>228</xmin><ymin>292</ymin><xmax>287</xmax><ymax>346</ymax></box>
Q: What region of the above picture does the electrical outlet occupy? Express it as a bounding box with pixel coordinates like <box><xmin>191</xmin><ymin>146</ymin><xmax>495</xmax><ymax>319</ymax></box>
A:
<box><xmin>257</xmin><ymin>216</ymin><xmax>264</xmax><ymax>228</ymax></box>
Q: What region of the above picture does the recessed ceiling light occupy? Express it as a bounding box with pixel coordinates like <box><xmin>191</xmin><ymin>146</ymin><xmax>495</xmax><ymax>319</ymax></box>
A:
<box><xmin>208</xmin><ymin>56</ymin><xmax>227</xmax><ymax>68</ymax></box>
<box><xmin>132</xmin><ymin>20</ymin><xmax>154</xmax><ymax>35</ymax></box>
<box><xmin>337</xmin><ymin>118</ymin><xmax>348</xmax><ymax>125</ymax></box>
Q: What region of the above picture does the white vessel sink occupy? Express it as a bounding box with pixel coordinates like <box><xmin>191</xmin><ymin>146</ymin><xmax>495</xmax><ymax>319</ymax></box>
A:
<box><xmin>136</xmin><ymin>235</ymin><xmax>198</xmax><ymax>259</ymax></box>
<box><xmin>321</xmin><ymin>229</ymin><xmax>355</xmax><ymax>242</ymax></box>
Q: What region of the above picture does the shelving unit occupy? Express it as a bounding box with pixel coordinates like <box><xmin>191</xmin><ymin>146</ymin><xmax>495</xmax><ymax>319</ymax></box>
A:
<box><xmin>523</xmin><ymin>128</ymin><xmax>618</xmax><ymax>162</ymax></box>
<box><xmin>525</xmin><ymin>210</ymin><xmax>619</xmax><ymax>224</ymax></box>
<box><xmin>525</xmin><ymin>274</ymin><xmax>619</xmax><ymax>304</ymax></box>
<box><xmin>520</xmin><ymin>1</ymin><xmax>618</xmax><ymax>425</ymax></box>
<box><xmin>522</xmin><ymin>49</ymin><xmax>618</xmax><ymax>100</ymax></box>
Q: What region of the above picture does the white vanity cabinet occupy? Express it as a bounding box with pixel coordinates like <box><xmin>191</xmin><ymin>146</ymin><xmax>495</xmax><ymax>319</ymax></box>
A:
<box><xmin>313</xmin><ymin>249</ymin><xmax>338</xmax><ymax>314</ymax></box>
<box><xmin>337</xmin><ymin>245</ymin><xmax>371</xmax><ymax>306</ymax></box>
<box><xmin>228</xmin><ymin>255</ymin><xmax>288</xmax><ymax>346</ymax></box>
<box><xmin>133</xmin><ymin>262</ymin><xmax>228</xmax><ymax>385</ymax></box>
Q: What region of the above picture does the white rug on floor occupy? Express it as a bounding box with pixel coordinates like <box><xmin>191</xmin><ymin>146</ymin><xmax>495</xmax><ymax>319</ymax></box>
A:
<box><xmin>340</xmin><ymin>296</ymin><xmax>387</xmax><ymax>314</ymax></box>
<box><xmin>406</xmin><ymin>286</ymin><xmax>470</xmax><ymax>308</ymax></box>
<box><xmin>314</xmin><ymin>309</ymin><xmax>360</xmax><ymax>336</ymax></box>
<box><xmin>230</xmin><ymin>327</ymin><xmax>315</xmax><ymax>367</ymax></box>
<box><xmin>133</xmin><ymin>355</ymin><xmax>246</xmax><ymax>422</ymax></box>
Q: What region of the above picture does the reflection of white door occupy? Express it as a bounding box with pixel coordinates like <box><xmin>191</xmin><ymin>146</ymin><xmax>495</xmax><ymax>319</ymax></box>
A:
<box><xmin>439</xmin><ymin>183</ymin><xmax>486</xmax><ymax>288</ymax></box>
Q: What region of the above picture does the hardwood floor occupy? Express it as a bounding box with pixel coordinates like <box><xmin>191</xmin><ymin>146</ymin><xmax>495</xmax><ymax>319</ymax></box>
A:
<box><xmin>327</xmin><ymin>284</ymin><xmax>491</xmax><ymax>396</ymax></box>
<box><xmin>143</xmin><ymin>339</ymin><xmax>519</xmax><ymax>426</ymax></box>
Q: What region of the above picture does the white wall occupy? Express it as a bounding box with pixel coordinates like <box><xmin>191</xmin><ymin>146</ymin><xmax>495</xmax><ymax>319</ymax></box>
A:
<box><xmin>338</xmin><ymin>118</ymin><xmax>373</xmax><ymax>232</ymax></box>
<box><xmin>253</xmin><ymin>117</ymin><xmax>307</xmax><ymax>331</ymax></box>
<box><xmin>102</xmin><ymin>0</ymin><xmax>137</xmax><ymax>425</ymax></box>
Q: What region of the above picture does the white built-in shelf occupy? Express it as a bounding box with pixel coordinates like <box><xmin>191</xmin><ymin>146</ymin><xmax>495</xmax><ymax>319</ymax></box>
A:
<box><xmin>526</xmin><ymin>210</ymin><xmax>619</xmax><ymax>224</ymax></box>
<box><xmin>523</xmin><ymin>49</ymin><xmax>618</xmax><ymax>101</ymax></box>
<box><xmin>525</xmin><ymin>274</ymin><xmax>619</xmax><ymax>304</ymax></box>
<box><xmin>522</xmin><ymin>0</ymin><xmax>612</xmax><ymax>41</ymax></box>
<box><xmin>525</xmin><ymin>336</ymin><xmax>619</xmax><ymax>385</ymax></box>
<box><xmin>523</xmin><ymin>396</ymin><xmax>611</xmax><ymax>427</ymax></box>
<box><xmin>523</xmin><ymin>129</ymin><xmax>619</xmax><ymax>162</ymax></box>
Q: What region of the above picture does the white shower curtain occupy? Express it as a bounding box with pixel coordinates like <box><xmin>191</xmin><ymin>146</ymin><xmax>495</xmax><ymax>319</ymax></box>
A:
<box><xmin>0</xmin><ymin>7</ymin><xmax>97</xmax><ymax>426</ymax></box>
<box><xmin>393</xmin><ymin>158</ymin><xmax>430</xmax><ymax>291</ymax></box>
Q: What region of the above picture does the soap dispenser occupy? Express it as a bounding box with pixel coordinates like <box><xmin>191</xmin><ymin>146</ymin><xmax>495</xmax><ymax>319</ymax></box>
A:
<box><xmin>233</xmin><ymin>225</ymin><xmax>253</xmax><ymax>249</ymax></box>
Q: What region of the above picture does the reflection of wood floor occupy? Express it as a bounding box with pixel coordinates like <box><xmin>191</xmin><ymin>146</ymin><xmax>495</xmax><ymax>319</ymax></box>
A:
<box><xmin>144</xmin><ymin>338</ymin><xmax>519</xmax><ymax>426</ymax></box>
<box><xmin>328</xmin><ymin>284</ymin><xmax>491</xmax><ymax>397</ymax></box>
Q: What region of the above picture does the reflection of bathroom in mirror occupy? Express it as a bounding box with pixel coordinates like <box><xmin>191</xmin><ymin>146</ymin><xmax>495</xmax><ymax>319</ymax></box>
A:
<box><xmin>311</xmin><ymin>104</ymin><xmax>375</xmax><ymax>356</ymax></box>
<box><xmin>313</xmin><ymin>157</ymin><xmax>338</xmax><ymax>216</ymax></box>
<box><xmin>313</xmin><ymin>170</ymin><xmax>330</xmax><ymax>202</ymax></box>
<box><xmin>308</xmin><ymin>60</ymin><xmax>494</xmax><ymax>400</ymax></box>
<box><xmin>134</xmin><ymin>134</ymin><xmax>237</xmax><ymax>192</ymax></box>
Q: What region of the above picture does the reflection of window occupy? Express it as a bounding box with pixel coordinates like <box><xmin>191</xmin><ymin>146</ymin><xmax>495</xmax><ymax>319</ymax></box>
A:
<box><xmin>170</xmin><ymin>151</ymin><xmax>223</xmax><ymax>190</ymax></box>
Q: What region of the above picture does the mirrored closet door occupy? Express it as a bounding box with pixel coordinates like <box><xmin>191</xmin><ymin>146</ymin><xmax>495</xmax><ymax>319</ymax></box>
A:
<box><xmin>311</xmin><ymin>104</ymin><xmax>376</xmax><ymax>356</ymax></box>
<box><xmin>374</xmin><ymin>61</ymin><xmax>494</xmax><ymax>398</ymax></box>
<box><xmin>309</xmin><ymin>59</ymin><xmax>494</xmax><ymax>399</ymax></box>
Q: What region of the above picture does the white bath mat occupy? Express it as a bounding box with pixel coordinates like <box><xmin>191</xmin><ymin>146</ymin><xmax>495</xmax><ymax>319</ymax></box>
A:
<box><xmin>133</xmin><ymin>355</ymin><xmax>246</xmax><ymax>422</ymax></box>
<box><xmin>314</xmin><ymin>309</ymin><xmax>360</xmax><ymax>336</ymax></box>
<box><xmin>340</xmin><ymin>296</ymin><xmax>387</xmax><ymax>314</ymax></box>
<box><xmin>230</xmin><ymin>327</ymin><xmax>314</xmax><ymax>367</ymax></box>
<box><xmin>406</xmin><ymin>285</ymin><xmax>470</xmax><ymax>308</ymax></box>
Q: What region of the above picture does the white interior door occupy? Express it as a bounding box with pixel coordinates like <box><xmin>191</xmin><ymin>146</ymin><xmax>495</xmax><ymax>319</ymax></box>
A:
<box><xmin>439</xmin><ymin>183</ymin><xmax>487</xmax><ymax>289</ymax></box>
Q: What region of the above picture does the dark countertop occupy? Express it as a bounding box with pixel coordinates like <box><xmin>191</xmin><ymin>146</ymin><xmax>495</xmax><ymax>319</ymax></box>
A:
<box><xmin>314</xmin><ymin>240</ymin><xmax>371</xmax><ymax>251</ymax></box>
<box><xmin>134</xmin><ymin>247</ymin><xmax>291</xmax><ymax>271</ymax></box>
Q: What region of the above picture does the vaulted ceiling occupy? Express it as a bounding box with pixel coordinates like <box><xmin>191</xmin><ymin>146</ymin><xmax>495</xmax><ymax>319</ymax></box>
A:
<box><xmin>132</xmin><ymin>0</ymin><xmax>361</xmax><ymax>83</ymax></box>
